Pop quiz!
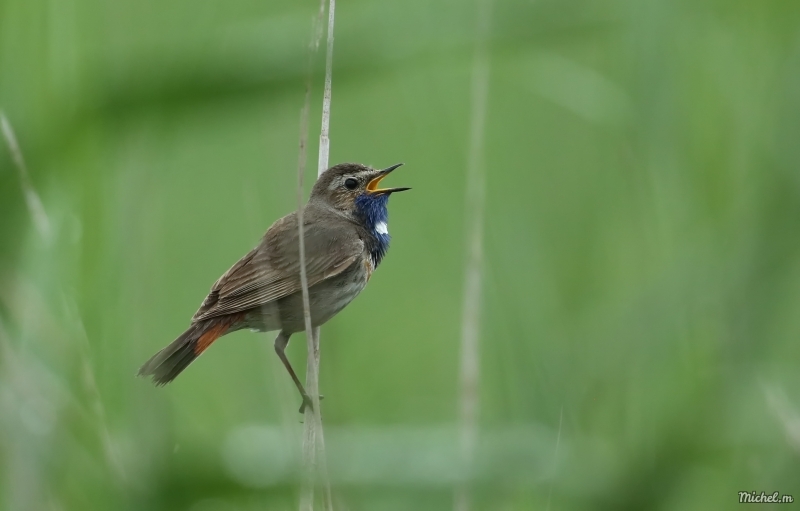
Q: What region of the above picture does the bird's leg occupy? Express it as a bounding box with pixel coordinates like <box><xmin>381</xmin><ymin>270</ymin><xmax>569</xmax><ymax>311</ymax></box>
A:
<box><xmin>274</xmin><ymin>331</ymin><xmax>315</xmax><ymax>413</ymax></box>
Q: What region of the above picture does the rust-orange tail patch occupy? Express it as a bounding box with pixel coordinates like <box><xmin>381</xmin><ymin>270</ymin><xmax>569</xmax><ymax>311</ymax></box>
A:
<box><xmin>194</xmin><ymin>320</ymin><xmax>234</xmax><ymax>355</ymax></box>
<box><xmin>138</xmin><ymin>314</ymin><xmax>243</xmax><ymax>386</ymax></box>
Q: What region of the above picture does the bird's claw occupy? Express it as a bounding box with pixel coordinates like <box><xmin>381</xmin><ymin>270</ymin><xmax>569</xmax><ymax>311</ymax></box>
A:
<box><xmin>298</xmin><ymin>394</ymin><xmax>324</xmax><ymax>414</ymax></box>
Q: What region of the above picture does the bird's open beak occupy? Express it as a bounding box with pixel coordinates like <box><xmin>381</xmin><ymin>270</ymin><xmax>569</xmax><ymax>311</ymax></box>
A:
<box><xmin>366</xmin><ymin>163</ymin><xmax>410</xmax><ymax>195</ymax></box>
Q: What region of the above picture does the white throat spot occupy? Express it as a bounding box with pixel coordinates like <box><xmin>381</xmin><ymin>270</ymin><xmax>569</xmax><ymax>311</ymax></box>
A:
<box><xmin>375</xmin><ymin>221</ymin><xmax>389</xmax><ymax>235</ymax></box>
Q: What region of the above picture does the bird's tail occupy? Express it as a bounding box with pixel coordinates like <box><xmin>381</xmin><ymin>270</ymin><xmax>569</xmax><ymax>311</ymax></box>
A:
<box><xmin>138</xmin><ymin>316</ymin><xmax>239</xmax><ymax>385</ymax></box>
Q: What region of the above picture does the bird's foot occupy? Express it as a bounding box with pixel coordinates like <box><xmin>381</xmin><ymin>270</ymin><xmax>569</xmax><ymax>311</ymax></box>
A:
<box><xmin>298</xmin><ymin>393</ymin><xmax>324</xmax><ymax>414</ymax></box>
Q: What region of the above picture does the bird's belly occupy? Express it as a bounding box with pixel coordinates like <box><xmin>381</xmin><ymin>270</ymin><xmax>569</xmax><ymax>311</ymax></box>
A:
<box><xmin>307</xmin><ymin>262</ymin><xmax>370</xmax><ymax>326</ymax></box>
<box><xmin>245</xmin><ymin>262</ymin><xmax>370</xmax><ymax>334</ymax></box>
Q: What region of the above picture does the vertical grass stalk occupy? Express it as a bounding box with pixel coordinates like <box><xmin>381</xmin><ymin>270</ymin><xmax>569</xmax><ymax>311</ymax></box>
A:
<box><xmin>298</xmin><ymin>1</ymin><xmax>336</xmax><ymax>510</ymax></box>
<box><xmin>0</xmin><ymin>112</ymin><xmax>52</xmax><ymax>243</ymax></box>
<box><xmin>455</xmin><ymin>1</ymin><xmax>492</xmax><ymax>510</ymax></box>
<box><xmin>545</xmin><ymin>405</ymin><xmax>564</xmax><ymax>511</ymax></box>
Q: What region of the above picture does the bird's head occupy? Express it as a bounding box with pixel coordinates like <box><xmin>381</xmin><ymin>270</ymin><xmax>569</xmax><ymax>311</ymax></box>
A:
<box><xmin>310</xmin><ymin>162</ymin><xmax>409</xmax><ymax>223</ymax></box>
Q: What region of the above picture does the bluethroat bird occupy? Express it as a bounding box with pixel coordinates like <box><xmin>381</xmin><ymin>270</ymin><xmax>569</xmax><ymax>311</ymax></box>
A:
<box><xmin>138</xmin><ymin>162</ymin><xmax>409</xmax><ymax>412</ymax></box>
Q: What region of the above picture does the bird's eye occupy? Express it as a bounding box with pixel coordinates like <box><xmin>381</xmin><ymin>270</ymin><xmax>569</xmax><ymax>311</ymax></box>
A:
<box><xmin>344</xmin><ymin>178</ymin><xmax>358</xmax><ymax>190</ymax></box>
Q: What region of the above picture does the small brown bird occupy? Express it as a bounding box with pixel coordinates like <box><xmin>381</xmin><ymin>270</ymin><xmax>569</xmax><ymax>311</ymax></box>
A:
<box><xmin>138</xmin><ymin>162</ymin><xmax>409</xmax><ymax>412</ymax></box>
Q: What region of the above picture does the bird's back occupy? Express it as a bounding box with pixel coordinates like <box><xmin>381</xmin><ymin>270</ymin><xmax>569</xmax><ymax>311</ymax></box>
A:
<box><xmin>191</xmin><ymin>204</ymin><xmax>368</xmax><ymax>332</ymax></box>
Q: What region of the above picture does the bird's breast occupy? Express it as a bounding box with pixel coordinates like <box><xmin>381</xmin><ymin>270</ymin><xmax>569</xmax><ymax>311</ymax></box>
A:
<box><xmin>366</xmin><ymin>230</ymin><xmax>390</xmax><ymax>268</ymax></box>
<box><xmin>320</xmin><ymin>258</ymin><xmax>371</xmax><ymax>318</ymax></box>
<box><xmin>364</xmin><ymin>256</ymin><xmax>375</xmax><ymax>282</ymax></box>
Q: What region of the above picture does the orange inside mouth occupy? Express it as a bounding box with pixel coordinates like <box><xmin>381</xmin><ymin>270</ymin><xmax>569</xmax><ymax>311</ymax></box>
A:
<box><xmin>366</xmin><ymin>174</ymin><xmax>388</xmax><ymax>193</ymax></box>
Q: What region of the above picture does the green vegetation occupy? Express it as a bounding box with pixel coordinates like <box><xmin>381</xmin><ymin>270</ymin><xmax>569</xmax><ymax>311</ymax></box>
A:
<box><xmin>1</xmin><ymin>0</ymin><xmax>798</xmax><ymax>509</ymax></box>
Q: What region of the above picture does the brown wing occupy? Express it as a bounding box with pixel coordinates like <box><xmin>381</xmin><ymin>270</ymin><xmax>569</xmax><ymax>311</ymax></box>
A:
<box><xmin>192</xmin><ymin>210</ymin><xmax>363</xmax><ymax>322</ymax></box>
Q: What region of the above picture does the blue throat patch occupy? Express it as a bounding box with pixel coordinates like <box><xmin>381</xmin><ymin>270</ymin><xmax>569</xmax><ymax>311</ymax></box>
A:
<box><xmin>354</xmin><ymin>193</ymin><xmax>391</xmax><ymax>267</ymax></box>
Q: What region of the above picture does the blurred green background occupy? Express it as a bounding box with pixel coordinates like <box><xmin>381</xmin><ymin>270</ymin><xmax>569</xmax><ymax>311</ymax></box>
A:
<box><xmin>1</xmin><ymin>0</ymin><xmax>800</xmax><ymax>509</ymax></box>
